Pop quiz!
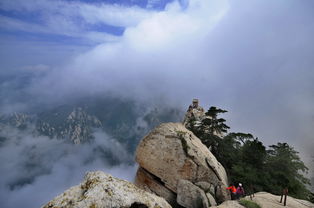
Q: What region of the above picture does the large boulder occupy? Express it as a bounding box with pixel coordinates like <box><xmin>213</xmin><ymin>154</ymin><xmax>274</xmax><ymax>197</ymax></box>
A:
<box><xmin>42</xmin><ymin>171</ymin><xmax>171</xmax><ymax>208</ymax></box>
<box><xmin>176</xmin><ymin>179</ymin><xmax>209</xmax><ymax>208</ymax></box>
<box><xmin>135</xmin><ymin>122</ymin><xmax>230</xmax><ymax>207</ymax></box>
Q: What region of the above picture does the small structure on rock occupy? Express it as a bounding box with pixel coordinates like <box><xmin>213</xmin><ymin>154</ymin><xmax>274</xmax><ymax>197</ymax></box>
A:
<box><xmin>183</xmin><ymin>99</ymin><xmax>205</xmax><ymax>129</ymax></box>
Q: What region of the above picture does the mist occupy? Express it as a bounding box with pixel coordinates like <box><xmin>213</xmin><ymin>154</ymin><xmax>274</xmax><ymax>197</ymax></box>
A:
<box><xmin>0</xmin><ymin>0</ymin><xmax>314</xmax><ymax>206</ymax></box>
<box><xmin>0</xmin><ymin>125</ymin><xmax>137</xmax><ymax>208</ymax></box>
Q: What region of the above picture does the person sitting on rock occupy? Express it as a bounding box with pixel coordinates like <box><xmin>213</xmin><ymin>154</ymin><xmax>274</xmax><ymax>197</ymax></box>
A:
<box><xmin>236</xmin><ymin>183</ymin><xmax>245</xmax><ymax>199</ymax></box>
<box><xmin>226</xmin><ymin>183</ymin><xmax>237</xmax><ymax>200</ymax></box>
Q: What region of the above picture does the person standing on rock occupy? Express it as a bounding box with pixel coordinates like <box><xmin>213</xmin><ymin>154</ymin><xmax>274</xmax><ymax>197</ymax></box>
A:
<box><xmin>226</xmin><ymin>184</ymin><xmax>237</xmax><ymax>200</ymax></box>
<box><xmin>236</xmin><ymin>183</ymin><xmax>245</xmax><ymax>199</ymax></box>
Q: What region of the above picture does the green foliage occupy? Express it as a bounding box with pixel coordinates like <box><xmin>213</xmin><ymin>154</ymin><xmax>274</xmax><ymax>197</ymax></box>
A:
<box><xmin>308</xmin><ymin>192</ymin><xmax>314</xmax><ymax>203</ymax></box>
<box><xmin>264</xmin><ymin>143</ymin><xmax>310</xmax><ymax>198</ymax></box>
<box><xmin>188</xmin><ymin>106</ymin><xmax>229</xmax><ymax>157</ymax></box>
<box><xmin>239</xmin><ymin>199</ymin><xmax>261</xmax><ymax>208</ymax></box>
<box><xmin>187</xmin><ymin>105</ymin><xmax>312</xmax><ymax>201</ymax></box>
<box><xmin>177</xmin><ymin>131</ymin><xmax>189</xmax><ymax>156</ymax></box>
<box><xmin>201</xmin><ymin>106</ymin><xmax>230</xmax><ymax>135</ymax></box>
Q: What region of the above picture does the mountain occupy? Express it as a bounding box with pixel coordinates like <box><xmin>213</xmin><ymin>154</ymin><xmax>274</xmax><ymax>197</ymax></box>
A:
<box><xmin>0</xmin><ymin>97</ymin><xmax>183</xmax><ymax>149</ymax></box>
<box><xmin>42</xmin><ymin>122</ymin><xmax>314</xmax><ymax>208</ymax></box>
<box><xmin>42</xmin><ymin>171</ymin><xmax>171</xmax><ymax>208</ymax></box>
<box><xmin>0</xmin><ymin>96</ymin><xmax>184</xmax><ymax>208</ymax></box>
<box><xmin>37</xmin><ymin>107</ymin><xmax>102</xmax><ymax>144</ymax></box>
<box><xmin>42</xmin><ymin>121</ymin><xmax>230</xmax><ymax>208</ymax></box>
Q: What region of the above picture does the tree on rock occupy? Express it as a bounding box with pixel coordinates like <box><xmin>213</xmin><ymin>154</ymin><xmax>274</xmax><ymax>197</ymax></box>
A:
<box><xmin>188</xmin><ymin>106</ymin><xmax>230</xmax><ymax>155</ymax></box>
<box><xmin>265</xmin><ymin>142</ymin><xmax>310</xmax><ymax>198</ymax></box>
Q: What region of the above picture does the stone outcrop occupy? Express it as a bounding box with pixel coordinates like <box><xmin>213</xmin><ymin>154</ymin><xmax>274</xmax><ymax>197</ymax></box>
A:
<box><xmin>243</xmin><ymin>192</ymin><xmax>314</xmax><ymax>208</ymax></box>
<box><xmin>42</xmin><ymin>171</ymin><xmax>171</xmax><ymax>208</ymax></box>
<box><xmin>210</xmin><ymin>192</ymin><xmax>314</xmax><ymax>208</ymax></box>
<box><xmin>210</xmin><ymin>200</ymin><xmax>245</xmax><ymax>208</ymax></box>
<box><xmin>37</xmin><ymin>107</ymin><xmax>102</xmax><ymax>144</ymax></box>
<box><xmin>0</xmin><ymin>112</ymin><xmax>31</xmax><ymax>129</ymax></box>
<box><xmin>135</xmin><ymin>122</ymin><xmax>230</xmax><ymax>207</ymax></box>
<box><xmin>177</xmin><ymin>179</ymin><xmax>209</xmax><ymax>208</ymax></box>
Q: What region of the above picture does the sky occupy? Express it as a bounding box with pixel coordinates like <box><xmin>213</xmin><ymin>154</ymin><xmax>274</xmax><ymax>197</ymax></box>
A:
<box><xmin>0</xmin><ymin>0</ymin><xmax>314</xmax><ymax>205</ymax></box>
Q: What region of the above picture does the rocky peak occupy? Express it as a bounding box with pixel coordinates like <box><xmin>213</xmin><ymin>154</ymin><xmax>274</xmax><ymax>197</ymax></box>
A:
<box><xmin>67</xmin><ymin>107</ymin><xmax>102</xmax><ymax>126</ymax></box>
<box><xmin>135</xmin><ymin>122</ymin><xmax>230</xmax><ymax>208</ymax></box>
<box><xmin>36</xmin><ymin>107</ymin><xmax>102</xmax><ymax>144</ymax></box>
<box><xmin>0</xmin><ymin>112</ymin><xmax>31</xmax><ymax>129</ymax></box>
<box><xmin>42</xmin><ymin>171</ymin><xmax>171</xmax><ymax>208</ymax></box>
<box><xmin>66</xmin><ymin>107</ymin><xmax>102</xmax><ymax>144</ymax></box>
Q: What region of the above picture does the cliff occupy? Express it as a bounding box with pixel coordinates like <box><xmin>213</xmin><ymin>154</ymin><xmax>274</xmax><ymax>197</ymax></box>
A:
<box><xmin>42</xmin><ymin>171</ymin><xmax>171</xmax><ymax>208</ymax></box>
<box><xmin>135</xmin><ymin>122</ymin><xmax>230</xmax><ymax>207</ymax></box>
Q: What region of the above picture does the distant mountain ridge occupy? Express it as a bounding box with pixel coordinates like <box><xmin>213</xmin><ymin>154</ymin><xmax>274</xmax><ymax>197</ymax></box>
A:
<box><xmin>0</xmin><ymin>97</ymin><xmax>183</xmax><ymax>150</ymax></box>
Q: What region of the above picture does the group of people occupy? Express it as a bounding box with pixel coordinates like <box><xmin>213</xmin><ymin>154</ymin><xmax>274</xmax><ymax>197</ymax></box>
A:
<box><xmin>226</xmin><ymin>183</ymin><xmax>245</xmax><ymax>200</ymax></box>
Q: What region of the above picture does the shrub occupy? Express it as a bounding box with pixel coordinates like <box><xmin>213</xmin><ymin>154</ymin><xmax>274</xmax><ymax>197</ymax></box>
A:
<box><xmin>239</xmin><ymin>199</ymin><xmax>261</xmax><ymax>208</ymax></box>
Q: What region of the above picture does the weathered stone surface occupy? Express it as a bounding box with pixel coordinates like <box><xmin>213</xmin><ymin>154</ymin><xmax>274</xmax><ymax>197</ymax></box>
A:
<box><xmin>210</xmin><ymin>192</ymin><xmax>314</xmax><ymax>208</ymax></box>
<box><xmin>215</xmin><ymin>181</ymin><xmax>231</xmax><ymax>204</ymax></box>
<box><xmin>210</xmin><ymin>200</ymin><xmax>245</xmax><ymax>208</ymax></box>
<box><xmin>42</xmin><ymin>171</ymin><xmax>171</xmax><ymax>208</ymax></box>
<box><xmin>135</xmin><ymin>167</ymin><xmax>178</xmax><ymax>206</ymax></box>
<box><xmin>135</xmin><ymin>122</ymin><xmax>230</xmax><ymax>205</ymax></box>
<box><xmin>206</xmin><ymin>193</ymin><xmax>217</xmax><ymax>206</ymax></box>
<box><xmin>244</xmin><ymin>192</ymin><xmax>314</xmax><ymax>208</ymax></box>
<box><xmin>176</xmin><ymin>179</ymin><xmax>209</xmax><ymax>208</ymax></box>
<box><xmin>196</xmin><ymin>181</ymin><xmax>215</xmax><ymax>194</ymax></box>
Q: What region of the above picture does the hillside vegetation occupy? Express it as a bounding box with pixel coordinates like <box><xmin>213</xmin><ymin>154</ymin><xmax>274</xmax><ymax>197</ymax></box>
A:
<box><xmin>187</xmin><ymin>106</ymin><xmax>313</xmax><ymax>202</ymax></box>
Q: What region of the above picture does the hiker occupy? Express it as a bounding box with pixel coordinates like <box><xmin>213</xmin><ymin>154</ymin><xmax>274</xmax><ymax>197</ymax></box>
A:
<box><xmin>226</xmin><ymin>184</ymin><xmax>237</xmax><ymax>200</ymax></box>
<box><xmin>236</xmin><ymin>183</ymin><xmax>245</xmax><ymax>199</ymax></box>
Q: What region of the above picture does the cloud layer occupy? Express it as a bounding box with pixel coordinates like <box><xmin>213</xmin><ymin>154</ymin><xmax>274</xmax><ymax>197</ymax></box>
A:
<box><xmin>0</xmin><ymin>126</ymin><xmax>137</xmax><ymax>208</ymax></box>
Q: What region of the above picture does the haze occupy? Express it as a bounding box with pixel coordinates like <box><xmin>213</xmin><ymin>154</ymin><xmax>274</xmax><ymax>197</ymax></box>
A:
<box><xmin>0</xmin><ymin>0</ymin><xmax>313</xmax><ymax>207</ymax></box>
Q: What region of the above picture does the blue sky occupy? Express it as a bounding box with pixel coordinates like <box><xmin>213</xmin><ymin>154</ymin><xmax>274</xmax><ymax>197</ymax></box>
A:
<box><xmin>0</xmin><ymin>0</ymin><xmax>179</xmax><ymax>74</ymax></box>
<box><xmin>0</xmin><ymin>0</ymin><xmax>175</xmax><ymax>45</ymax></box>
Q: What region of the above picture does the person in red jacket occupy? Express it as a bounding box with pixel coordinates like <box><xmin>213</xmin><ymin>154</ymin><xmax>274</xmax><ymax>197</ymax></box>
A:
<box><xmin>226</xmin><ymin>184</ymin><xmax>237</xmax><ymax>200</ymax></box>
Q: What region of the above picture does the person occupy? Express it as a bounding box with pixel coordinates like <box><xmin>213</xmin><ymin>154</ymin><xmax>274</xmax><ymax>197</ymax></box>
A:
<box><xmin>236</xmin><ymin>183</ymin><xmax>245</xmax><ymax>199</ymax></box>
<box><xmin>226</xmin><ymin>184</ymin><xmax>237</xmax><ymax>200</ymax></box>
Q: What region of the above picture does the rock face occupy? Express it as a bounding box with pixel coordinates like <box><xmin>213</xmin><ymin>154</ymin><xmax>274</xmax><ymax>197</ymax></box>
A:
<box><xmin>37</xmin><ymin>107</ymin><xmax>102</xmax><ymax>144</ymax></box>
<box><xmin>42</xmin><ymin>171</ymin><xmax>171</xmax><ymax>208</ymax></box>
<box><xmin>135</xmin><ymin>122</ymin><xmax>230</xmax><ymax>207</ymax></box>
<box><xmin>211</xmin><ymin>192</ymin><xmax>314</xmax><ymax>208</ymax></box>
<box><xmin>177</xmin><ymin>179</ymin><xmax>209</xmax><ymax>208</ymax></box>
<box><xmin>243</xmin><ymin>192</ymin><xmax>314</xmax><ymax>208</ymax></box>
<box><xmin>0</xmin><ymin>112</ymin><xmax>31</xmax><ymax>130</ymax></box>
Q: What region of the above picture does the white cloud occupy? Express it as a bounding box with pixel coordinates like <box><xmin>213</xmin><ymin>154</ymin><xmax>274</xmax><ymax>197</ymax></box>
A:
<box><xmin>1</xmin><ymin>0</ymin><xmax>314</xmax><ymax>196</ymax></box>
<box><xmin>0</xmin><ymin>0</ymin><xmax>154</xmax><ymax>27</ymax></box>
<box><xmin>0</xmin><ymin>127</ymin><xmax>136</xmax><ymax>208</ymax></box>
<box><xmin>0</xmin><ymin>14</ymin><xmax>120</xmax><ymax>44</ymax></box>
<box><xmin>77</xmin><ymin>3</ymin><xmax>154</xmax><ymax>27</ymax></box>
<box><xmin>20</xmin><ymin>0</ymin><xmax>314</xmax><ymax>173</ymax></box>
<box><xmin>22</xmin><ymin>64</ymin><xmax>51</xmax><ymax>72</ymax></box>
<box><xmin>147</xmin><ymin>0</ymin><xmax>162</xmax><ymax>9</ymax></box>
